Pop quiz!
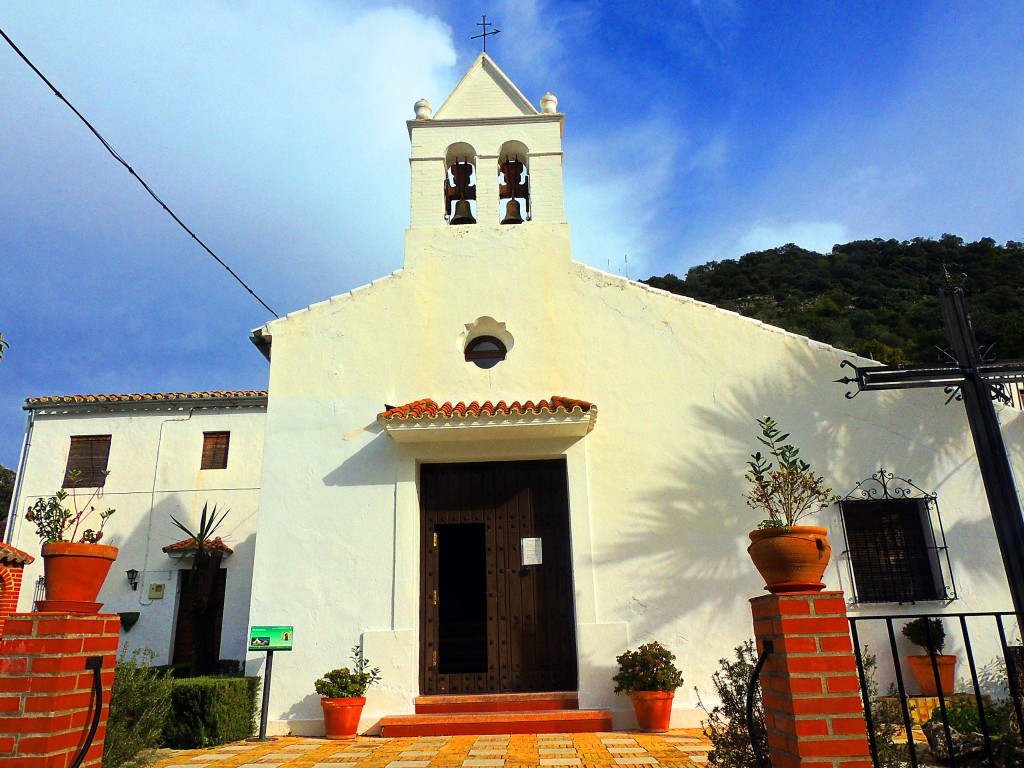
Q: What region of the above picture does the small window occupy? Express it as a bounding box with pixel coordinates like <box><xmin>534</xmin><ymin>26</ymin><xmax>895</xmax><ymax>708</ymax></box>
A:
<box><xmin>63</xmin><ymin>436</ymin><xmax>112</xmax><ymax>488</ymax></box>
<box><xmin>201</xmin><ymin>432</ymin><xmax>230</xmax><ymax>470</ymax></box>
<box><xmin>465</xmin><ymin>336</ymin><xmax>507</xmax><ymax>369</ymax></box>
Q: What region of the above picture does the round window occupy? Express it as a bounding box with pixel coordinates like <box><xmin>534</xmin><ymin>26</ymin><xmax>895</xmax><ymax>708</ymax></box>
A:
<box><xmin>464</xmin><ymin>335</ymin><xmax>507</xmax><ymax>369</ymax></box>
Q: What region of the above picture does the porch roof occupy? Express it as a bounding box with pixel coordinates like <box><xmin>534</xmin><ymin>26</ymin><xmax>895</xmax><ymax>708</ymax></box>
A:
<box><xmin>0</xmin><ymin>543</ymin><xmax>34</xmax><ymax>566</ymax></box>
<box><xmin>377</xmin><ymin>397</ymin><xmax>597</xmax><ymax>442</ymax></box>
<box><xmin>162</xmin><ymin>537</ymin><xmax>234</xmax><ymax>556</ymax></box>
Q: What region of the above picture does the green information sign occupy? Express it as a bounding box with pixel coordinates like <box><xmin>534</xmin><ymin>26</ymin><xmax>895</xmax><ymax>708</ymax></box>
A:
<box><xmin>249</xmin><ymin>625</ymin><xmax>294</xmax><ymax>652</ymax></box>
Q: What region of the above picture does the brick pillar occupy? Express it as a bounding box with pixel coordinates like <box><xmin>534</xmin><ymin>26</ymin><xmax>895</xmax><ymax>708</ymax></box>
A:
<box><xmin>751</xmin><ymin>591</ymin><xmax>872</xmax><ymax>768</ymax></box>
<box><xmin>0</xmin><ymin>613</ymin><xmax>120</xmax><ymax>767</ymax></box>
<box><xmin>0</xmin><ymin>545</ymin><xmax>35</xmax><ymax>637</ymax></box>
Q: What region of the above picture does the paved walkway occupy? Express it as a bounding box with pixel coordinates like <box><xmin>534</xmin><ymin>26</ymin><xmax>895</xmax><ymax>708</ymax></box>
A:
<box><xmin>152</xmin><ymin>730</ymin><xmax>713</xmax><ymax>768</ymax></box>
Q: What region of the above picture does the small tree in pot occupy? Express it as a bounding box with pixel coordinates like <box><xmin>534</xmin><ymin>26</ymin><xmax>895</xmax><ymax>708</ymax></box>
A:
<box><xmin>613</xmin><ymin>641</ymin><xmax>684</xmax><ymax>733</ymax></box>
<box><xmin>25</xmin><ymin>469</ymin><xmax>117</xmax><ymax>612</ymax></box>
<box><xmin>315</xmin><ymin>645</ymin><xmax>381</xmax><ymax>738</ymax></box>
<box><xmin>745</xmin><ymin>416</ymin><xmax>837</xmax><ymax>593</ymax></box>
<box><xmin>902</xmin><ymin>617</ymin><xmax>956</xmax><ymax>696</ymax></box>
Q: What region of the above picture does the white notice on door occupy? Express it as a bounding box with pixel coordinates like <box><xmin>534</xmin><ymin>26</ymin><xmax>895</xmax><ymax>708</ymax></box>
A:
<box><xmin>522</xmin><ymin>537</ymin><xmax>543</xmax><ymax>566</ymax></box>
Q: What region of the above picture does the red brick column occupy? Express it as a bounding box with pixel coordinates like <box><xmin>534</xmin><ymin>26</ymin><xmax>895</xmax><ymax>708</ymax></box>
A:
<box><xmin>751</xmin><ymin>591</ymin><xmax>872</xmax><ymax>768</ymax></box>
<box><xmin>0</xmin><ymin>545</ymin><xmax>35</xmax><ymax>637</ymax></box>
<box><xmin>0</xmin><ymin>613</ymin><xmax>120</xmax><ymax>767</ymax></box>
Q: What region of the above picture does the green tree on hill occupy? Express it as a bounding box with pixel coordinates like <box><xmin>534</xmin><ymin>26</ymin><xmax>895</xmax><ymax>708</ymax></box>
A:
<box><xmin>644</xmin><ymin>235</ymin><xmax>1024</xmax><ymax>364</ymax></box>
<box><xmin>0</xmin><ymin>465</ymin><xmax>15</xmax><ymax>534</ymax></box>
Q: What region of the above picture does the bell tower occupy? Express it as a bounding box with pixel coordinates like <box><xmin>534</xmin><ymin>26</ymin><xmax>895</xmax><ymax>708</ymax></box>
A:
<box><xmin>407</xmin><ymin>53</ymin><xmax>565</xmax><ymax>229</ymax></box>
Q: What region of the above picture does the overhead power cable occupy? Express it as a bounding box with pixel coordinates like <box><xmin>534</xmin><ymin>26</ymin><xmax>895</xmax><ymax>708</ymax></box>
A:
<box><xmin>0</xmin><ymin>26</ymin><xmax>280</xmax><ymax>318</ymax></box>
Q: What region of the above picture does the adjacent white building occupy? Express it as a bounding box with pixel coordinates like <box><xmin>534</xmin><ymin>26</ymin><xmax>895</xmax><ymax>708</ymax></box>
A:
<box><xmin>6</xmin><ymin>392</ymin><xmax>266</xmax><ymax>667</ymax></box>
<box><xmin>6</xmin><ymin>53</ymin><xmax>1024</xmax><ymax>735</ymax></box>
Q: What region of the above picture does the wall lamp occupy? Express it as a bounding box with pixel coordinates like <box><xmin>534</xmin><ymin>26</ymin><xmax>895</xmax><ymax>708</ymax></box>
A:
<box><xmin>126</xmin><ymin>569</ymin><xmax>140</xmax><ymax>591</ymax></box>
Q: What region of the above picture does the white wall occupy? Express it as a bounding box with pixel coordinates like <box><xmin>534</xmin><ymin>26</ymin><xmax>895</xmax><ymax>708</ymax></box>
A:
<box><xmin>249</xmin><ymin>216</ymin><xmax>1021</xmax><ymax>734</ymax></box>
<box><xmin>7</xmin><ymin>402</ymin><xmax>266</xmax><ymax>665</ymax></box>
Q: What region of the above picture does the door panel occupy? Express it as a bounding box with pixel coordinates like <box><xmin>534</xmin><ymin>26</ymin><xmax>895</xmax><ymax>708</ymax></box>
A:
<box><xmin>420</xmin><ymin>460</ymin><xmax>577</xmax><ymax>694</ymax></box>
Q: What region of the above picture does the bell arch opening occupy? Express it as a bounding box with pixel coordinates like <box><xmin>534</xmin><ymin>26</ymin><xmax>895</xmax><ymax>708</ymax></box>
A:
<box><xmin>445</xmin><ymin>142</ymin><xmax>478</xmax><ymax>225</ymax></box>
<box><xmin>498</xmin><ymin>140</ymin><xmax>530</xmax><ymax>225</ymax></box>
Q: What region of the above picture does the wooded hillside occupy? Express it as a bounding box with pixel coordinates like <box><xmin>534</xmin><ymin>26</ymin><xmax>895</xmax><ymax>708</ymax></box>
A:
<box><xmin>644</xmin><ymin>235</ymin><xmax>1024</xmax><ymax>365</ymax></box>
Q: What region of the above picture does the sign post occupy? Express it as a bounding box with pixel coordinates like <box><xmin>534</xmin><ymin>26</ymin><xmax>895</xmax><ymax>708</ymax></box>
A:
<box><xmin>248</xmin><ymin>625</ymin><xmax>294</xmax><ymax>742</ymax></box>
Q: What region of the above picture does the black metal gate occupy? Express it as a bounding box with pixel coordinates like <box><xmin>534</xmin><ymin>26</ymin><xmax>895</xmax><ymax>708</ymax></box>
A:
<box><xmin>849</xmin><ymin>611</ymin><xmax>1024</xmax><ymax>767</ymax></box>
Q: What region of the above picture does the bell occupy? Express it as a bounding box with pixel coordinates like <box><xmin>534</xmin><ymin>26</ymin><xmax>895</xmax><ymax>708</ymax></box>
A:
<box><xmin>501</xmin><ymin>198</ymin><xmax>524</xmax><ymax>225</ymax></box>
<box><xmin>450</xmin><ymin>199</ymin><xmax>476</xmax><ymax>225</ymax></box>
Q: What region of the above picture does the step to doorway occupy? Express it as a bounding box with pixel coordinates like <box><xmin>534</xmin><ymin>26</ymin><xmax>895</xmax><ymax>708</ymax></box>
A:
<box><xmin>415</xmin><ymin>691</ymin><xmax>579</xmax><ymax>714</ymax></box>
<box><xmin>378</xmin><ymin>707</ymin><xmax>613</xmax><ymax>737</ymax></box>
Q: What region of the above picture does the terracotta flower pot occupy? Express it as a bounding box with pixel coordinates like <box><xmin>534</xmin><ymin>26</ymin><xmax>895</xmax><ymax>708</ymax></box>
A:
<box><xmin>630</xmin><ymin>690</ymin><xmax>674</xmax><ymax>733</ymax></box>
<box><xmin>747</xmin><ymin>526</ymin><xmax>831</xmax><ymax>593</ymax></box>
<box><xmin>40</xmin><ymin>542</ymin><xmax>118</xmax><ymax>613</ymax></box>
<box><xmin>321</xmin><ymin>696</ymin><xmax>365</xmax><ymax>738</ymax></box>
<box><xmin>907</xmin><ymin>654</ymin><xmax>956</xmax><ymax>696</ymax></box>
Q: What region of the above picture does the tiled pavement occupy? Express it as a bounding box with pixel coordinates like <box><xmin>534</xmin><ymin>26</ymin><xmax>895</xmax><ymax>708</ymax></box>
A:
<box><xmin>152</xmin><ymin>730</ymin><xmax>713</xmax><ymax>768</ymax></box>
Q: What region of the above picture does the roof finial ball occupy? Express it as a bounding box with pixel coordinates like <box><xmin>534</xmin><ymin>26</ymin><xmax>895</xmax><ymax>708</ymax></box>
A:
<box><xmin>414</xmin><ymin>98</ymin><xmax>432</xmax><ymax>120</ymax></box>
<box><xmin>540</xmin><ymin>92</ymin><xmax>558</xmax><ymax>114</ymax></box>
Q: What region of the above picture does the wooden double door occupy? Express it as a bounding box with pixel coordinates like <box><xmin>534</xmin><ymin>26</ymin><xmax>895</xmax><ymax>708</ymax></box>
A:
<box><xmin>420</xmin><ymin>460</ymin><xmax>578</xmax><ymax>694</ymax></box>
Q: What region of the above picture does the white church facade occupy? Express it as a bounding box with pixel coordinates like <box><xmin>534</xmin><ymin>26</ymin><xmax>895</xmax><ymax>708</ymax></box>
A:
<box><xmin>6</xmin><ymin>54</ymin><xmax>1024</xmax><ymax>735</ymax></box>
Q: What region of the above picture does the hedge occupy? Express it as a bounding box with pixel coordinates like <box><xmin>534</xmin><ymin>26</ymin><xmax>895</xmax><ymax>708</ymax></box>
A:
<box><xmin>163</xmin><ymin>675</ymin><xmax>261</xmax><ymax>748</ymax></box>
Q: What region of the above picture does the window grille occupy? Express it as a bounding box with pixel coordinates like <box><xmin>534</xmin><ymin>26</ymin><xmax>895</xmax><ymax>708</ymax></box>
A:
<box><xmin>63</xmin><ymin>435</ymin><xmax>112</xmax><ymax>487</ymax></box>
<box><xmin>838</xmin><ymin>468</ymin><xmax>955</xmax><ymax>604</ymax></box>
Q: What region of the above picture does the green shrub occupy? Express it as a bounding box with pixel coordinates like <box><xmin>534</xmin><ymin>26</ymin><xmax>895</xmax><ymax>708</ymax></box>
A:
<box><xmin>930</xmin><ymin>694</ymin><xmax>1015</xmax><ymax>736</ymax></box>
<box><xmin>612</xmin><ymin>641</ymin><xmax>684</xmax><ymax>693</ymax></box>
<box><xmin>861</xmin><ymin>647</ymin><xmax>907</xmax><ymax>768</ymax></box>
<box><xmin>902</xmin><ymin>616</ymin><xmax>946</xmax><ymax>654</ymax></box>
<box><xmin>697</xmin><ymin>640</ymin><xmax>768</xmax><ymax>768</ymax></box>
<box><xmin>162</xmin><ymin>675</ymin><xmax>260</xmax><ymax>748</ymax></box>
<box><xmin>103</xmin><ymin>648</ymin><xmax>173</xmax><ymax>768</ymax></box>
<box><xmin>315</xmin><ymin>645</ymin><xmax>382</xmax><ymax>698</ymax></box>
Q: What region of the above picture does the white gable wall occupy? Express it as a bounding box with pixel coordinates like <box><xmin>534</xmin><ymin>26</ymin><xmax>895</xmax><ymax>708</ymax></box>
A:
<box><xmin>249</xmin><ymin>217</ymin><xmax>1017</xmax><ymax>734</ymax></box>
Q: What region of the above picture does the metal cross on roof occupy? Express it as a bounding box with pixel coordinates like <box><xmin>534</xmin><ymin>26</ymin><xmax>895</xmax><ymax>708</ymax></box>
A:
<box><xmin>838</xmin><ymin>274</ymin><xmax>1024</xmax><ymax>616</ymax></box>
<box><xmin>471</xmin><ymin>15</ymin><xmax>500</xmax><ymax>53</ymax></box>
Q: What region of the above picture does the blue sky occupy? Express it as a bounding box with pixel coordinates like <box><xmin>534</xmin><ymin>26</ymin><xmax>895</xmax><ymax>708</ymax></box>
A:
<box><xmin>1</xmin><ymin>2</ymin><xmax>1022</xmax><ymax>468</ymax></box>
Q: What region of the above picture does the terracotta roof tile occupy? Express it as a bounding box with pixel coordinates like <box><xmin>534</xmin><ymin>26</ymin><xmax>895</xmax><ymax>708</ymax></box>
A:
<box><xmin>161</xmin><ymin>537</ymin><xmax>234</xmax><ymax>556</ymax></box>
<box><xmin>379</xmin><ymin>396</ymin><xmax>593</xmax><ymax>421</ymax></box>
<box><xmin>26</xmin><ymin>391</ymin><xmax>267</xmax><ymax>406</ymax></box>
<box><xmin>0</xmin><ymin>543</ymin><xmax>34</xmax><ymax>566</ymax></box>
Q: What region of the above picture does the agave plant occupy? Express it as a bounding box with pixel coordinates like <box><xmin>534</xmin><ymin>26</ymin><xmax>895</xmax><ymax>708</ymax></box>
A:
<box><xmin>170</xmin><ymin>502</ymin><xmax>229</xmax><ymax>561</ymax></box>
<box><xmin>170</xmin><ymin>502</ymin><xmax>229</xmax><ymax>676</ymax></box>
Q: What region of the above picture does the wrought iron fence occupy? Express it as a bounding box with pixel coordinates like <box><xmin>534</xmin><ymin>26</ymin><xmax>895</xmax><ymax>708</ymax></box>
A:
<box><xmin>30</xmin><ymin>575</ymin><xmax>44</xmax><ymax>611</ymax></box>
<box><xmin>849</xmin><ymin>611</ymin><xmax>1024</xmax><ymax>768</ymax></box>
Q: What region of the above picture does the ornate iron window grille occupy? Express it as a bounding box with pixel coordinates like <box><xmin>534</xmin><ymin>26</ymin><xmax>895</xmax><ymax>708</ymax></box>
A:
<box><xmin>838</xmin><ymin>468</ymin><xmax>956</xmax><ymax>604</ymax></box>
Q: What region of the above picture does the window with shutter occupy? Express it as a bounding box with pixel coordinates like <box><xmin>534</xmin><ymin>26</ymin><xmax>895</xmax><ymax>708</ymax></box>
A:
<box><xmin>838</xmin><ymin>469</ymin><xmax>954</xmax><ymax>603</ymax></box>
<box><xmin>201</xmin><ymin>432</ymin><xmax>230</xmax><ymax>470</ymax></box>
<box><xmin>840</xmin><ymin>499</ymin><xmax>944</xmax><ymax>602</ymax></box>
<box><xmin>63</xmin><ymin>436</ymin><xmax>112</xmax><ymax>488</ymax></box>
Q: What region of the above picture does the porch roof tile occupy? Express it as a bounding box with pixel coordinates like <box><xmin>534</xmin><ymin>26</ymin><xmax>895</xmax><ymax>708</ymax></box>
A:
<box><xmin>162</xmin><ymin>537</ymin><xmax>234</xmax><ymax>556</ymax></box>
<box><xmin>378</xmin><ymin>396</ymin><xmax>593</xmax><ymax>421</ymax></box>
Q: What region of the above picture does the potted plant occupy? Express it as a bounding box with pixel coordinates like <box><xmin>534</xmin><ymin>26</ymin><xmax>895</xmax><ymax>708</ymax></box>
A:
<box><xmin>902</xmin><ymin>617</ymin><xmax>956</xmax><ymax>696</ymax></box>
<box><xmin>612</xmin><ymin>641</ymin><xmax>684</xmax><ymax>733</ymax></box>
<box><xmin>315</xmin><ymin>645</ymin><xmax>381</xmax><ymax>738</ymax></box>
<box><xmin>745</xmin><ymin>416</ymin><xmax>837</xmax><ymax>593</ymax></box>
<box><xmin>24</xmin><ymin>469</ymin><xmax>116</xmax><ymax>612</ymax></box>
